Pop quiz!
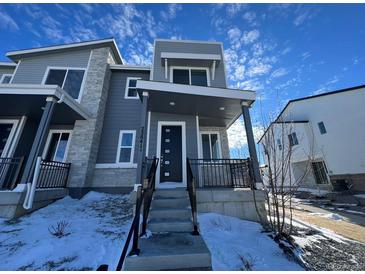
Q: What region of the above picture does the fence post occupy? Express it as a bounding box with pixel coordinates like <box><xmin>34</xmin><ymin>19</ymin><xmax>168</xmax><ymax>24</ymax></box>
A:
<box><xmin>129</xmin><ymin>185</ymin><xmax>142</xmax><ymax>256</ymax></box>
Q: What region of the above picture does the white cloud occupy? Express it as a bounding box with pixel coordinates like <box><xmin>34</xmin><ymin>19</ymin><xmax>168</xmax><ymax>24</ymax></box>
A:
<box><xmin>242</xmin><ymin>11</ymin><xmax>257</xmax><ymax>25</ymax></box>
<box><xmin>160</xmin><ymin>4</ymin><xmax>182</xmax><ymax>21</ymax></box>
<box><xmin>228</xmin><ymin>117</ymin><xmax>265</xmax><ymax>150</ymax></box>
<box><xmin>0</xmin><ymin>10</ymin><xmax>19</xmax><ymax>31</ymax></box>
<box><xmin>242</xmin><ymin>30</ymin><xmax>260</xmax><ymax>44</ymax></box>
<box><xmin>293</xmin><ymin>9</ymin><xmax>312</xmax><ymax>26</ymax></box>
<box><xmin>271</xmin><ymin>68</ymin><xmax>289</xmax><ymax>79</ymax></box>
<box><xmin>301</xmin><ymin>51</ymin><xmax>311</xmax><ymax>60</ymax></box>
<box><xmin>226</xmin><ymin>4</ymin><xmax>247</xmax><ymax>17</ymax></box>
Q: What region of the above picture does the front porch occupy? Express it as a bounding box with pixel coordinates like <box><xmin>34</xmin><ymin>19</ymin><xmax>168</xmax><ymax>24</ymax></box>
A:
<box><xmin>0</xmin><ymin>84</ymin><xmax>89</xmax><ymax>218</ymax></box>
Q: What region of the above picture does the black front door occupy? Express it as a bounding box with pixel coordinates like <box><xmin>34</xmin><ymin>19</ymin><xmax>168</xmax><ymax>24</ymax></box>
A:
<box><xmin>160</xmin><ymin>125</ymin><xmax>182</xmax><ymax>183</ymax></box>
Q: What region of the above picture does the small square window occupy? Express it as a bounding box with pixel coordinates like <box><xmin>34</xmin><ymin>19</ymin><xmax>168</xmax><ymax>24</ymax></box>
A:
<box><xmin>318</xmin><ymin>122</ymin><xmax>327</xmax><ymax>135</ymax></box>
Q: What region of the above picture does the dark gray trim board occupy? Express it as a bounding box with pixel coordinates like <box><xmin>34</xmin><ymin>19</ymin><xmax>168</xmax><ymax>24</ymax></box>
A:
<box><xmin>68</xmin><ymin>187</ymin><xmax>133</xmax><ymax>199</ymax></box>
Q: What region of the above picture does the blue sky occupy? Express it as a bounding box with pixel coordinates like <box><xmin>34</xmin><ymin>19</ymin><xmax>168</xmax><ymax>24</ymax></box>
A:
<box><xmin>0</xmin><ymin>3</ymin><xmax>364</xmax><ymax>157</ymax></box>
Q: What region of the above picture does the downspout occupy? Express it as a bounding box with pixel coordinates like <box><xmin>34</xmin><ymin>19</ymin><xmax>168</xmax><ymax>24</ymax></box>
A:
<box><xmin>23</xmin><ymin>156</ymin><xmax>42</xmax><ymax>210</ymax></box>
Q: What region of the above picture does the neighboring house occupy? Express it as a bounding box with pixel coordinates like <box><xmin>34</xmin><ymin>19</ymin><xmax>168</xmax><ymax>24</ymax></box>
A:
<box><xmin>0</xmin><ymin>38</ymin><xmax>265</xmax><ymax>220</ymax></box>
<box><xmin>258</xmin><ymin>85</ymin><xmax>365</xmax><ymax>192</ymax></box>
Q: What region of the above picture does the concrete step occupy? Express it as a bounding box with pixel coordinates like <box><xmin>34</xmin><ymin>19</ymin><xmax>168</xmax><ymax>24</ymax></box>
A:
<box><xmin>124</xmin><ymin>232</ymin><xmax>212</xmax><ymax>270</ymax></box>
<box><xmin>148</xmin><ymin>219</ymin><xmax>193</xmax><ymax>233</ymax></box>
<box><xmin>154</xmin><ymin>189</ymin><xmax>187</xmax><ymax>199</ymax></box>
<box><xmin>152</xmin><ymin>197</ymin><xmax>190</xmax><ymax>209</ymax></box>
<box><xmin>150</xmin><ymin>208</ymin><xmax>191</xmax><ymax>220</ymax></box>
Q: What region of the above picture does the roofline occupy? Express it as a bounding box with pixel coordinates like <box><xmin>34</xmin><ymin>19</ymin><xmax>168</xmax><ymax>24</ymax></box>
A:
<box><xmin>155</xmin><ymin>38</ymin><xmax>223</xmax><ymax>46</ymax></box>
<box><xmin>257</xmin><ymin>84</ymin><xmax>365</xmax><ymax>144</ymax></box>
<box><xmin>0</xmin><ymin>61</ymin><xmax>17</xmax><ymax>67</ymax></box>
<box><xmin>6</xmin><ymin>38</ymin><xmax>124</xmax><ymax>64</ymax></box>
<box><xmin>110</xmin><ymin>64</ymin><xmax>150</xmax><ymax>71</ymax></box>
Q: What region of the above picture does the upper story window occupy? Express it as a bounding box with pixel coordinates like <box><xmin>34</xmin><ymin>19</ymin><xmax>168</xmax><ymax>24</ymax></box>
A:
<box><xmin>288</xmin><ymin>132</ymin><xmax>299</xmax><ymax>146</ymax></box>
<box><xmin>201</xmin><ymin>132</ymin><xmax>221</xmax><ymax>160</ymax></box>
<box><xmin>318</xmin><ymin>121</ymin><xmax>327</xmax><ymax>135</ymax></box>
<box><xmin>277</xmin><ymin>138</ymin><xmax>282</xmax><ymax>150</ymax></box>
<box><xmin>124</xmin><ymin>77</ymin><xmax>141</xmax><ymax>99</ymax></box>
<box><xmin>171</xmin><ymin>67</ymin><xmax>210</xmax><ymax>86</ymax></box>
<box><xmin>0</xmin><ymin>74</ymin><xmax>13</xmax><ymax>84</ymax></box>
<box><xmin>43</xmin><ymin>67</ymin><xmax>85</xmax><ymax>100</ymax></box>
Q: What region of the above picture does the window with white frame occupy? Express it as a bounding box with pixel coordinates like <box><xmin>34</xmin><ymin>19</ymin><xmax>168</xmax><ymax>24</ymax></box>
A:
<box><xmin>124</xmin><ymin>77</ymin><xmax>141</xmax><ymax>99</ymax></box>
<box><xmin>201</xmin><ymin>132</ymin><xmax>221</xmax><ymax>160</ymax></box>
<box><xmin>117</xmin><ymin>130</ymin><xmax>136</xmax><ymax>163</ymax></box>
<box><xmin>43</xmin><ymin>130</ymin><xmax>72</xmax><ymax>162</ymax></box>
<box><xmin>43</xmin><ymin>68</ymin><xmax>85</xmax><ymax>100</ymax></box>
<box><xmin>171</xmin><ymin>67</ymin><xmax>209</xmax><ymax>86</ymax></box>
<box><xmin>311</xmin><ymin>161</ymin><xmax>329</xmax><ymax>184</ymax></box>
<box><xmin>288</xmin><ymin>132</ymin><xmax>299</xmax><ymax>146</ymax></box>
<box><xmin>0</xmin><ymin>74</ymin><xmax>13</xmax><ymax>84</ymax></box>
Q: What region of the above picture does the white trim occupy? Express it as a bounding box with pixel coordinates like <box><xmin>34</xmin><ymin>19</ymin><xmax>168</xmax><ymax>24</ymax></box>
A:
<box><xmin>42</xmin><ymin>66</ymin><xmax>87</xmax><ymax>102</ymax></box>
<box><xmin>150</xmin><ymin>39</ymin><xmax>156</xmax><ymax>81</ymax></box>
<box><xmin>110</xmin><ymin>64</ymin><xmax>150</xmax><ymax>71</ymax></box>
<box><xmin>42</xmin><ymin>129</ymin><xmax>73</xmax><ymax>162</ymax></box>
<box><xmin>78</xmin><ymin>50</ymin><xmax>93</xmax><ymax>103</ymax></box>
<box><xmin>169</xmin><ymin>66</ymin><xmax>211</xmax><ymax>87</ymax></box>
<box><xmin>161</xmin><ymin>52</ymin><xmax>221</xmax><ymax>62</ymax></box>
<box><xmin>6</xmin><ymin>38</ymin><xmax>123</xmax><ymax>64</ymax></box>
<box><xmin>0</xmin><ymin>62</ymin><xmax>16</xmax><ymax>67</ymax></box>
<box><xmin>220</xmin><ymin>43</ymin><xmax>228</xmax><ymax>87</ymax></box>
<box><xmin>0</xmin><ymin>119</ymin><xmax>19</xmax><ymax>158</ymax></box>
<box><xmin>145</xmin><ymin>111</ymin><xmax>151</xmax><ymax>157</ymax></box>
<box><xmin>116</xmin><ymin>130</ymin><xmax>136</xmax><ymax>164</ymax></box>
<box><xmin>196</xmin><ymin>116</ymin><xmax>202</xmax><ymax>159</ymax></box>
<box><xmin>7</xmin><ymin>116</ymin><xmax>26</xmax><ymax>158</ymax></box>
<box><xmin>95</xmin><ymin>163</ymin><xmax>137</xmax><ymax>169</ymax></box>
<box><xmin>0</xmin><ymin>74</ymin><xmax>13</xmax><ymax>84</ymax></box>
<box><xmin>136</xmin><ymin>79</ymin><xmax>256</xmax><ymax>101</ymax></box>
<box><xmin>155</xmin><ymin>39</ymin><xmax>223</xmax><ymax>45</ymax></box>
<box><xmin>156</xmin><ymin>121</ymin><xmax>187</xmax><ymax>188</ymax></box>
<box><xmin>199</xmin><ymin>131</ymin><xmax>222</xmax><ymax>159</ymax></box>
<box><xmin>124</xmin><ymin>77</ymin><xmax>141</xmax><ymax>99</ymax></box>
<box><xmin>9</xmin><ymin>60</ymin><xmax>21</xmax><ymax>84</ymax></box>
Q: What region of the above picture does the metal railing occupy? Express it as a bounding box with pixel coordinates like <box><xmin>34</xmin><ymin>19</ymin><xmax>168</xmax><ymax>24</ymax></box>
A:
<box><xmin>188</xmin><ymin>158</ymin><xmax>253</xmax><ymax>189</ymax></box>
<box><xmin>187</xmin><ymin>158</ymin><xmax>199</xmax><ymax>235</ymax></box>
<box><xmin>36</xmin><ymin>159</ymin><xmax>71</xmax><ymax>188</ymax></box>
<box><xmin>115</xmin><ymin>157</ymin><xmax>159</xmax><ymax>271</ymax></box>
<box><xmin>0</xmin><ymin>156</ymin><xmax>25</xmax><ymax>190</ymax></box>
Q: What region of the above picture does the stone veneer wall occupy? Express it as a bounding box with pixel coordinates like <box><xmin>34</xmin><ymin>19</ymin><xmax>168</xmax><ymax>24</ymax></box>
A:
<box><xmin>199</xmin><ymin>126</ymin><xmax>230</xmax><ymax>158</ymax></box>
<box><xmin>66</xmin><ymin>47</ymin><xmax>112</xmax><ymax>189</ymax></box>
<box><xmin>91</xmin><ymin>168</ymin><xmax>137</xmax><ymax>188</ymax></box>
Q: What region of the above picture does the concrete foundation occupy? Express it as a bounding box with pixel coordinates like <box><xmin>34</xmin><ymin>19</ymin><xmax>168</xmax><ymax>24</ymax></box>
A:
<box><xmin>196</xmin><ymin>188</ymin><xmax>268</xmax><ymax>223</ymax></box>
<box><xmin>0</xmin><ymin>187</ymin><xmax>68</xmax><ymax>219</ymax></box>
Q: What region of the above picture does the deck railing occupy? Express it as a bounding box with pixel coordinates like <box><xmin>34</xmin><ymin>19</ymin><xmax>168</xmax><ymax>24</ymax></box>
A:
<box><xmin>188</xmin><ymin>158</ymin><xmax>253</xmax><ymax>189</ymax></box>
<box><xmin>187</xmin><ymin>158</ymin><xmax>199</xmax><ymax>235</ymax></box>
<box><xmin>36</xmin><ymin>159</ymin><xmax>71</xmax><ymax>189</ymax></box>
<box><xmin>0</xmin><ymin>156</ymin><xmax>25</xmax><ymax>190</ymax></box>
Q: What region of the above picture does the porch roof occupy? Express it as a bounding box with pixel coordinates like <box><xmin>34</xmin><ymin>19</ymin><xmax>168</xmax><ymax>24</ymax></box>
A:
<box><xmin>0</xmin><ymin>84</ymin><xmax>90</xmax><ymax>124</ymax></box>
<box><xmin>136</xmin><ymin>80</ymin><xmax>256</xmax><ymax>128</ymax></box>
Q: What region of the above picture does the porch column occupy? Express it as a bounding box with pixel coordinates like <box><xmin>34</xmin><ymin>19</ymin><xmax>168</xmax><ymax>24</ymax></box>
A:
<box><xmin>20</xmin><ymin>97</ymin><xmax>57</xmax><ymax>185</ymax></box>
<box><xmin>241</xmin><ymin>102</ymin><xmax>262</xmax><ymax>187</ymax></box>
<box><xmin>136</xmin><ymin>92</ymin><xmax>149</xmax><ymax>186</ymax></box>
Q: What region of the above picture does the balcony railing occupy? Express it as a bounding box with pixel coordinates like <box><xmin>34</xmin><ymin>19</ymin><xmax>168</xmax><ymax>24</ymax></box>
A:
<box><xmin>0</xmin><ymin>156</ymin><xmax>25</xmax><ymax>190</ymax></box>
<box><xmin>188</xmin><ymin>158</ymin><xmax>253</xmax><ymax>189</ymax></box>
<box><xmin>36</xmin><ymin>159</ymin><xmax>71</xmax><ymax>189</ymax></box>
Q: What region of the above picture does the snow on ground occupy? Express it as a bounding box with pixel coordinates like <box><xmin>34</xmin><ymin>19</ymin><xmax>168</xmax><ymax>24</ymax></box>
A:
<box><xmin>199</xmin><ymin>213</ymin><xmax>303</xmax><ymax>271</ymax></box>
<box><xmin>0</xmin><ymin>192</ymin><xmax>133</xmax><ymax>270</ymax></box>
<box><xmin>297</xmin><ymin>187</ymin><xmax>330</xmax><ymax>197</ymax></box>
<box><xmin>308</xmin><ymin>212</ymin><xmax>348</xmax><ymax>221</ymax></box>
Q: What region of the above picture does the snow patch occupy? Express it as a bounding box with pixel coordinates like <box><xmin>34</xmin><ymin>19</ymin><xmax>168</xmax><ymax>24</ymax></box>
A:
<box><xmin>308</xmin><ymin>212</ymin><xmax>348</xmax><ymax>221</ymax></box>
<box><xmin>199</xmin><ymin>213</ymin><xmax>303</xmax><ymax>271</ymax></box>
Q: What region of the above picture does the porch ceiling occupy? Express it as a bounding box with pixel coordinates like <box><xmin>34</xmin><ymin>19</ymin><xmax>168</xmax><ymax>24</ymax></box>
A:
<box><xmin>0</xmin><ymin>84</ymin><xmax>90</xmax><ymax>124</ymax></box>
<box><xmin>137</xmin><ymin>80</ymin><xmax>256</xmax><ymax>128</ymax></box>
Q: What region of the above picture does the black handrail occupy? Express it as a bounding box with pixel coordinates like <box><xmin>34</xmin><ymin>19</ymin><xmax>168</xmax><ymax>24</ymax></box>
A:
<box><xmin>187</xmin><ymin>158</ymin><xmax>199</xmax><ymax>235</ymax></box>
<box><xmin>115</xmin><ymin>157</ymin><xmax>159</xmax><ymax>271</ymax></box>
<box><xmin>0</xmin><ymin>156</ymin><xmax>25</xmax><ymax>190</ymax></box>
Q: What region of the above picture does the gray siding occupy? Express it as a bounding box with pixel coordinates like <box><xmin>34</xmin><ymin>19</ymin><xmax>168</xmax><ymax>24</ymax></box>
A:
<box><xmin>0</xmin><ymin>67</ymin><xmax>15</xmax><ymax>80</ymax></box>
<box><xmin>11</xmin><ymin>49</ymin><xmax>91</xmax><ymax>84</ymax></box>
<box><xmin>148</xmin><ymin>112</ymin><xmax>198</xmax><ymax>159</ymax></box>
<box><xmin>152</xmin><ymin>40</ymin><xmax>227</xmax><ymax>88</ymax></box>
<box><xmin>96</xmin><ymin>70</ymin><xmax>150</xmax><ymax>163</ymax></box>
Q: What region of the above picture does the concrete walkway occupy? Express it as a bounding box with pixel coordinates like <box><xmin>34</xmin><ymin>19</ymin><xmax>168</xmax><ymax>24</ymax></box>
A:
<box><xmin>124</xmin><ymin>189</ymin><xmax>212</xmax><ymax>270</ymax></box>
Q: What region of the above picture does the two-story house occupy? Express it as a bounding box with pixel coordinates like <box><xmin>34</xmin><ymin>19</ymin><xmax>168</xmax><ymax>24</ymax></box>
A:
<box><xmin>258</xmin><ymin>85</ymin><xmax>365</xmax><ymax>192</ymax></box>
<box><xmin>0</xmin><ymin>38</ymin><xmax>265</xmax><ymax>222</ymax></box>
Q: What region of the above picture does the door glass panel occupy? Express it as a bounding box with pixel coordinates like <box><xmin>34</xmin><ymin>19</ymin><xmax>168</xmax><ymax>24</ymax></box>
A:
<box><xmin>45</xmin><ymin>69</ymin><xmax>66</xmax><ymax>87</ymax></box>
<box><xmin>0</xmin><ymin>123</ymin><xmax>13</xmax><ymax>156</ymax></box>
<box><xmin>54</xmin><ymin>133</ymin><xmax>70</xmax><ymax>162</ymax></box>
<box><xmin>63</xmin><ymin>70</ymin><xmax>85</xmax><ymax>99</ymax></box>
<box><xmin>210</xmin><ymin>134</ymin><xmax>219</xmax><ymax>158</ymax></box>
<box><xmin>173</xmin><ymin>69</ymin><xmax>189</xmax><ymax>85</ymax></box>
<box><xmin>119</xmin><ymin>148</ymin><xmax>132</xmax><ymax>162</ymax></box>
<box><xmin>45</xmin><ymin>133</ymin><xmax>60</xmax><ymax>161</ymax></box>
<box><xmin>191</xmin><ymin>70</ymin><xmax>208</xmax><ymax>86</ymax></box>
<box><xmin>202</xmin><ymin>134</ymin><xmax>211</xmax><ymax>159</ymax></box>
